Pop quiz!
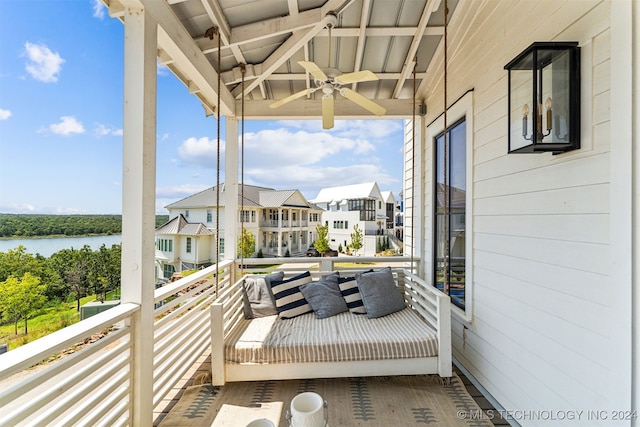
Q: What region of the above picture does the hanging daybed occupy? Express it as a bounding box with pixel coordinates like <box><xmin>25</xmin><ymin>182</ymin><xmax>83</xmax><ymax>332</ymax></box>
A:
<box><xmin>210</xmin><ymin>267</ymin><xmax>452</xmax><ymax>385</ymax></box>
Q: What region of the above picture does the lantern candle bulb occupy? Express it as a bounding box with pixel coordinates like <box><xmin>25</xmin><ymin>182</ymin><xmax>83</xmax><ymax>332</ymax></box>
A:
<box><xmin>545</xmin><ymin>97</ymin><xmax>552</xmax><ymax>132</ymax></box>
<box><xmin>522</xmin><ymin>104</ymin><xmax>529</xmax><ymax>137</ymax></box>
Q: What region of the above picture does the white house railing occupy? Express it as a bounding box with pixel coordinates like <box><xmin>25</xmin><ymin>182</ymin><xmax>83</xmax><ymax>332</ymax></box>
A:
<box><xmin>0</xmin><ymin>303</ymin><xmax>139</xmax><ymax>426</ymax></box>
<box><xmin>0</xmin><ymin>260</ymin><xmax>235</xmax><ymax>427</ymax></box>
<box><xmin>0</xmin><ymin>256</ymin><xmax>418</xmax><ymax>426</ymax></box>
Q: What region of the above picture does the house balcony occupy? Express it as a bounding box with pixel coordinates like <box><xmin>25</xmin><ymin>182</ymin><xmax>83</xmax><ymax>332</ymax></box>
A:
<box><xmin>261</xmin><ymin>220</ymin><xmax>308</xmax><ymax>229</ymax></box>
<box><xmin>1</xmin><ymin>256</ymin><xmax>503</xmax><ymax>427</ymax></box>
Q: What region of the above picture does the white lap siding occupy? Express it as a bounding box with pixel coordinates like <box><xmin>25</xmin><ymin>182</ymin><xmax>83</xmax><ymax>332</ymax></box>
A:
<box><xmin>404</xmin><ymin>1</ymin><xmax>627</xmax><ymax>425</ymax></box>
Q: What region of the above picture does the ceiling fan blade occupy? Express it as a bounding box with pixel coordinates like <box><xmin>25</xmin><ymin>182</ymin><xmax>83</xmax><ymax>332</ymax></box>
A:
<box><xmin>269</xmin><ymin>88</ymin><xmax>316</xmax><ymax>109</ymax></box>
<box><xmin>298</xmin><ymin>61</ymin><xmax>328</xmax><ymax>81</ymax></box>
<box><xmin>335</xmin><ymin>70</ymin><xmax>378</xmax><ymax>84</ymax></box>
<box><xmin>342</xmin><ymin>88</ymin><xmax>386</xmax><ymax>116</ymax></box>
<box><xmin>322</xmin><ymin>95</ymin><xmax>334</xmax><ymax>129</ymax></box>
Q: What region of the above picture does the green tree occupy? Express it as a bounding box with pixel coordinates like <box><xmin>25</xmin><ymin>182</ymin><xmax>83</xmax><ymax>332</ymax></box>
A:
<box><xmin>89</xmin><ymin>244</ymin><xmax>122</xmax><ymax>300</ymax></box>
<box><xmin>349</xmin><ymin>224</ymin><xmax>364</xmax><ymax>256</ymax></box>
<box><xmin>0</xmin><ymin>272</ymin><xmax>47</xmax><ymax>334</ymax></box>
<box><xmin>237</xmin><ymin>228</ymin><xmax>256</xmax><ymax>258</ymax></box>
<box><xmin>48</xmin><ymin>248</ymin><xmax>90</xmax><ymax>310</ymax></box>
<box><xmin>314</xmin><ymin>223</ymin><xmax>330</xmax><ymax>255</ymax></box>
<box><xmin>0</xmin><ymin>246</ymin><xmax>62</xmax><ymax>300</ymax></box>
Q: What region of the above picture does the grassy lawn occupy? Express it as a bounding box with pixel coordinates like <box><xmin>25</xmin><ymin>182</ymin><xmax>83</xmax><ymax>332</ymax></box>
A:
<box><xmin>0</xmin><ymin>295</ymin><xmax>96</xmax><ymax>351</ymax></box>
<box><xmin>334</xmin><ymin>262</ymin><xmax>376</xmax><ymax>268</ymax></box>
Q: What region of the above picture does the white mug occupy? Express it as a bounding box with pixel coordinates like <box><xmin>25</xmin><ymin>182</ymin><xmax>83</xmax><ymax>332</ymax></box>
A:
<box><xmin>288</xmin><ymin>392</ymin><xmax>327</xmax><ymax>427</ymax></box>
<box><xmin>246</xmin><ymin>419</ymin><xmax>275</xmax><ymax>427</ymax></box>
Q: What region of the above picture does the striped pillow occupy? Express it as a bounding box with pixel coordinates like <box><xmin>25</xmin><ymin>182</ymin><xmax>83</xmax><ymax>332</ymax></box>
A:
<box><xmin>338</xmin><ymin>276</ymin><xmax>367</xmax><ymax>314</ymax></box>
<box><xmin>270</xmin><ymin>271</ymin><xmax>313</xmax><ymax>319</ymax></box>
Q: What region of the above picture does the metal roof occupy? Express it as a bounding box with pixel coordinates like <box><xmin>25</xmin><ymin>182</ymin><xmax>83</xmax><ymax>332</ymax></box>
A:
<box><xmin>259</xmin><ymin>189</ymin><xmax>311</xmax><ymax>208</ymax></box>
<box><xmin>165</xmin><ymin>184</ymin><xmax>274</xmax><ymax>209</ymax></box>
<box><xmin>155</xmin><ymin>213</ymin><xmax>214</xmax><ymax>235</ymax></box>
<box><xmin>103</xmin><ymin>0</ymin><xmax>458</xmax><ymax>122</ymax></box>
<box><xmin>311</xmin><ymin>181</ymin><xmax>381</xmax><ymax>204</ymax></box>
<box><xmin>165</xmin><ymin>183</ymin><xmax>320</xmax><ymax>209</ymax></box>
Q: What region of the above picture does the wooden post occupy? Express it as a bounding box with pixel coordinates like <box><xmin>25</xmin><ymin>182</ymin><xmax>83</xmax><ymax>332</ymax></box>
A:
<box><xmin>120</xmin><ymin>3</ymin><xmax>157</xmax><ymax>425</ymax></box>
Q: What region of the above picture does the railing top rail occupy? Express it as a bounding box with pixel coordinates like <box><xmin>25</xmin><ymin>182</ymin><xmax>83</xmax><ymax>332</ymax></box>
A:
<box><xmin>0</xmin><ymin>303</ymin><xmax>139</xmax><ymax>380</ymax></box>
<box><xmin>235</xmin><ymin>255</ymin><xmax>419</xmax><ymax>265</ymax></box>
<box><xmin>155</xmin><ymin>259</ymin><xmax>233</xmax><ymax>301</ymax></box>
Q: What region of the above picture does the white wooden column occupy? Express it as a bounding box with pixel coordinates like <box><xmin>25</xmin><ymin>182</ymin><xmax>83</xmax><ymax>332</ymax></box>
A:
<box><xmin>224</xmin><ymin>117</ymin><xmax>238</xmax><ymax>261</ymax></box>
<box><xmin>277</xmin><ymin>209</ymin><xmax>283</xmax><ymax>256</ymax></box>
<box><xmin>609</xmin><ymin>0</ymin><xmax>636</xmax><ymax>420</ymax></box>
<box><xmin>119</xmin><ymin>3</ymin><xmax>157</xmax><ymax>426</ymax></box>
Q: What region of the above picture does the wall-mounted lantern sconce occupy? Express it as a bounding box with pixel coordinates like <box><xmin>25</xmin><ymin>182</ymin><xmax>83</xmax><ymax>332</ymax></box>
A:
<box><xmin>505</xmin><ymin>42</ymin><xmax>580</xmax><ymax>154</ymax></box>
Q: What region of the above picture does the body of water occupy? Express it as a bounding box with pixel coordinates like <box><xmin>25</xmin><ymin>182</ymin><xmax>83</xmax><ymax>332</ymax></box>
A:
<box><xmin>0</xmin><ymin>235</ymin><xmax>123</xmax><ymax>258</ymax></box>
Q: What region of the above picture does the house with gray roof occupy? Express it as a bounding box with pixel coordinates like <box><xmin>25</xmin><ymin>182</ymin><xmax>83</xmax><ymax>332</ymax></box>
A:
<box><xmin>155</xmin><ymin>183</ymin><xmax>323</xmax><ymax>277</ymax></box>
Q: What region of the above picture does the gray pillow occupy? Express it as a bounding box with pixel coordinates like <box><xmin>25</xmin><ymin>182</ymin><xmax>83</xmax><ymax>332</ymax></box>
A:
<box><xmin>300</xmin><ymin>272</ymin><xmax>348</xmax><ymax>319</ymax></box>
<box><xmin>355</xmin><ymin>267</ymin><xmax>406</xmax><ymax>318</ymax></box>
<box><xmin>241</xmin><ymin>271</ymin><xmax>284</xmax><ymax>319</ymax></box>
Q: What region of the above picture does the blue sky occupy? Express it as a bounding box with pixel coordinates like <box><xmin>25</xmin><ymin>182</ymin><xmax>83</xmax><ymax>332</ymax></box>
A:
<box><xmin>0</xmin><ymin>0</ymin><xmax>405</xmax><ymax>215</ymax></box>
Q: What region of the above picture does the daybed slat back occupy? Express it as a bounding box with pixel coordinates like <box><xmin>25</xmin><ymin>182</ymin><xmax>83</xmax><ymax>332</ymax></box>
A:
<box><xmin>400</xmin><ymin>270</ymin><xmax>452</xmax><ymax>378</ymax></box>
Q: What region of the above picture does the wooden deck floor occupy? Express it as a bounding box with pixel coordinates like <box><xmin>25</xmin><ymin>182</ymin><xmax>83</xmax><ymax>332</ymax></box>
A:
<box><xmin>455</xmin><ymin>366</ymin><xmax>510</xmax><ymax>426</ymax></box>
<box><xmin>154</xmin><ymin>351</ymin><xmax>510</xmax><ymax>426</ymax></box>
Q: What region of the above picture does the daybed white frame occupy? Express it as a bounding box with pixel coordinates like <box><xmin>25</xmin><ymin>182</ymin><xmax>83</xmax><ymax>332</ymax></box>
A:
<box><xmin>210</xmin><ymin>269</ymin><xmax>452</xmax><ymax>385</ymax></box>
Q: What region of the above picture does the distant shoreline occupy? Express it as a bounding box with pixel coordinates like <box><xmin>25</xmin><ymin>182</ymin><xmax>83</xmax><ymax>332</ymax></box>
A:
<box><xmin>0</xmin><ymin>233</ymin><xmax>117</xmax><ymax>241</ymax></box>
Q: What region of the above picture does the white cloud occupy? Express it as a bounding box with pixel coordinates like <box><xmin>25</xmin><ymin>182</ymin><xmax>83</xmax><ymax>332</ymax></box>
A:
<box><xmin>157</xmin><ymin>61</ymin><xmax>170</xmax><ymax>76</ymax></box>
<box><xmin>92</xmin><ymin>0</ymin><xmax>106</xmax><ymax>19</ymax></box>
<box><xmin>0</xmin><ymin>203</ymin><xmax>36</xmax><ymax>213</ymax></box>
<box><xmin>95</xmin><ymin>123</ymin><xmax>122</xmax><ymax>137</ymax></box>
<box><xmin>246</xmin><ymin>163</ymin><xmax>397</xmax><ymax>199</ymax></box>
<box><xmin>242</xmin><ymin>128</ymin><xmax>369</xmax><ymax>167</ymax></box>
<box><xmin>0</xmin><ymin>108</ymin><xmax>12</xmax><ymax>120</ymax></box>
<box><xmin>157</xmin><ymin>184</ymin><xmax>211</xmax><ymax>199</ymax></box>
<box><xmin>173</xmin><ymin>121</ymin><xmax>403</xmax><ymax>200</ymax></box>
<box><xmin>49</xmin><ymin>116</ymin><xmax>85</xmax><ymax>136</ymax></box>
<box><xmin>24</xmin><ymin>42</ymin><xmax>64</xmax><ymax>83</ymax></box>
<box><xmin>177</xmin><ymin>136</ymin><xmax>225</xmax><ymax>167</ymax></box>
<box><xmin>277</xmin><ymin>119</ymin><xmax>403</xmax><ymax>139</ymax></box>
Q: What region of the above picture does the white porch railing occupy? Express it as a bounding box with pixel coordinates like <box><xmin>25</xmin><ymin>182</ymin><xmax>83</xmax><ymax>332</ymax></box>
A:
<box><xmin>0</xmin><ymin>260</ymin><xmax>235</xmax><ymax>426</ymax></box>
<box><xmin>0</xmin><ymin>256</ymin><xmax>419</xmax><ymax>426</ymax></box>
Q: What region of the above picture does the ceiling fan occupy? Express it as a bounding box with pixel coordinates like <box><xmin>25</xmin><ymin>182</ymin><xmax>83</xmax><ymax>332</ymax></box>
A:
<box><xmin>269</xmin><ymin>14</ymin><xmax>386</xmax><ymax>129</ymax></box>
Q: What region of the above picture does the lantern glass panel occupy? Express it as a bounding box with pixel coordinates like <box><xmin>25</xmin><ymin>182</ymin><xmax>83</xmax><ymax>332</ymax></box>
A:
<box><xmin>508</xmin><ymin>56</ymin><xmax>534</xmax><ymax>152</ymax></box>
<box><xmin>538</xmin><ymin>48</ymin><xmax>572</xmax><ymax>146</ymax></box>
<box><xmin>505</xmin><ymin>42</ymin><xmax>579</xmax><ymax>154</ymax></box>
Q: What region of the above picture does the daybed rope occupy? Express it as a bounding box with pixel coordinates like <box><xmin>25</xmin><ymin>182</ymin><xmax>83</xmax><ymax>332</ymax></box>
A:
<box><xmin>240</xmin><ymin>63</ymin><xmax>246</xmax><ymax>273</ymax></box>
<box><xmin>411</xmin><ymin>57</ymin><xmax>416</xmax><ymax>274</ymax></box>
<box><xmin>442</xmin><ymin>0</ymin><xmax>450</xmax><ymax>293</ymax></box>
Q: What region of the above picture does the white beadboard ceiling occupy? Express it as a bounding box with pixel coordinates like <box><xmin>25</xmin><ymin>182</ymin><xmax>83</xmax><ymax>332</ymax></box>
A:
<box><xmin>103</xmin><ymin>0</ymin><xmax>458</xmax><ymax>120</ymax></box>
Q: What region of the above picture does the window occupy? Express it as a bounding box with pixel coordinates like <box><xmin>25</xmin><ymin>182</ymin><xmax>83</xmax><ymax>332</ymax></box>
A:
<box><xmin>156</xmin><ymin>238</ymin><xmax>173</xmax><ymax>252</ymax></box>
<box><xmin>186</xmin><ymin>237</ymin><xmax>192</xmax><ymax>253</ymax></box>
<box><xmin>162</xmin><ymin>264</ymin><xmax>175</xmax><ymax>279</ymax></box>
<box><xmin>333</xmin><ymin>220</ymin><xmax>348</xmax><ymax>229</ymax></box>
<box><xmin>219</xmin><ymin>238</ymin><xmax>225</xmax><ymax>258</ymax></box>
<box><xmin>207</xmin><ymin>209</ymin><xmax>212</xmax><ymax>222</ymax></box>
<box><xmin>434</xmin><ymin>118</ymin><xmax>467</xmax><ymax>310</ymax></box>
<box><xmin>348</xmin><ymin>199</ymin><xmax>375</xmax><ymax>221</ymax></box>
<box><xmin>240</xmin><ymin>210</ymin><xmax>253</xmax><ymax>222</ymax></box>
<box><xmin>386</xmin><ymin>203</ymin><xmax>395</xmax><ymax>228</ymax></box>
<box><xmin>185</xmin><ymin>210</ymin><xmax>189</xmax><ymax>218</ymax></box>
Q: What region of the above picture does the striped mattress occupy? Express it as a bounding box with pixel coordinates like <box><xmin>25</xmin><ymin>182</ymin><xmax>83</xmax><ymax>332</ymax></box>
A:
<box><xmin>224</xmin><ymin>308</ymin><xmax>438</xmax><ymax>365</ymax></box>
